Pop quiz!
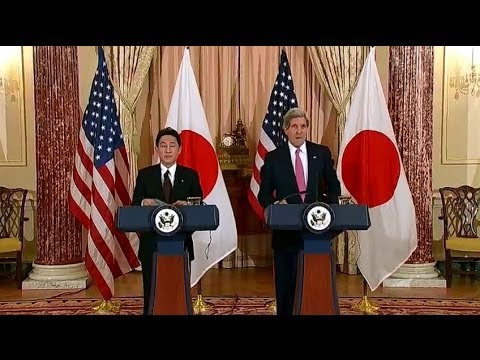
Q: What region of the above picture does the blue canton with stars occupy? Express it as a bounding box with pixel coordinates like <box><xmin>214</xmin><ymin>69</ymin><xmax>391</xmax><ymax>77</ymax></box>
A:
<box><xmin>82</xmin><ymin>47</ymin><xmax>124</xmax><ymax>168</ymax></box>
<box><xmin>262</xmin><ymin>50</ymin><xmax>298</xmax><ymax>148</ymax></box>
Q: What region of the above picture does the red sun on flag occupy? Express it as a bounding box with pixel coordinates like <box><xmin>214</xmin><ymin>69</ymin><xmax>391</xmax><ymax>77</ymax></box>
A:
<box><xmin>177</xmin><ymin>130</ymin><xmax>219</xmax><ymax>198</ymax></box>
<box><xmin>341</xmin><ymin>129</ymin><xmax>400</xmax><ymax>208</ymax></box>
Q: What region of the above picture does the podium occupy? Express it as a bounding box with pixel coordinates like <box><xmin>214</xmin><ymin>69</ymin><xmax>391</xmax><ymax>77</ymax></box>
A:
<box><xmin>116</xmin><ymin>204</ymin><xmax>219</xmax><ymax>315</ymax></box>
<box><xmin>265</xmin><ymin>202</ymin><xmax>370</xmax><ymax>315</ymax></box>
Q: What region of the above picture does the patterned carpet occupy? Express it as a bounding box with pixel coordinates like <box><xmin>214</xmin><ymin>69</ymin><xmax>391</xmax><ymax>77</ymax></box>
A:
<box><xmin>1</xmin><ymin>296</ymin><xmax>480</xmax><ymax>315</ymax></box>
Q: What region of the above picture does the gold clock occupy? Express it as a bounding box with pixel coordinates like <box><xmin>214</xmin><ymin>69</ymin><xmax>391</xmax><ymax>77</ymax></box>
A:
<box><xmin>221</xmin><ymin>135</ymin><xmax>234</xmax><ymax>148</ymax></box>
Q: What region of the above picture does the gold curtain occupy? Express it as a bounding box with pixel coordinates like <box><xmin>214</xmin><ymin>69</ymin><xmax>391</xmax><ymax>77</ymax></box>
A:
<box><xmin>102</xmin><ymin>46</ymin><xmax>155</xmax><ymax>193</ymax></box>
<box><xmin>307</xmin><ymin>46</ymin><xmax>369</xmax><ymax>155</ymax></box>
<box><xmin>240</xmin><ymin>47</ymin><xmax>335</xmax><ymax>151</ymax></box>
<box><xmin>307</xmin><ymin>46</ymin><xmax>370</xmax><ymax>274</ymax></box>
<box><xmin>141</xmin><ymin>46</ymin><xmax>239</xmax><ymax>166</ymax></box>
<box><xmin>142</xmin><ymin>46</ymin><xmax>335</xmax><ymax>165</ymax></box>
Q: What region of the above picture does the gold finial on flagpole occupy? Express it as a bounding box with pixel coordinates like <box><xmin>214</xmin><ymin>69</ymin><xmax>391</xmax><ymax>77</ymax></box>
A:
<box><xmin>193</xmin><ymin>279</ymin><xmax>210</xmax><ymax>314</ymax></box>
<box><xmin>352</xmin><ymin>277</ymin><xmax>379</xmax><ymax>314</ymax></box>
<box><xmin>193</xmin><ymin>294</ymin><xmax>210</xmax><ymax>314</ymax></box>
<box><xmin>267</xmin><ymin>299</ymin><xmax>276</xmax><ymax>313</ymax></box>
<box><xmin>92</xmin><ymin>299</ymin><xmax>120</xmax><ymax>314</ymax></box>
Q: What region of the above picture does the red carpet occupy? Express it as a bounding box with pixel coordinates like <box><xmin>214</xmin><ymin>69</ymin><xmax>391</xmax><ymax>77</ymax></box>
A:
<box><xmin>1</xmin><ymin>296</ymin><xmax>480</xmax><ymax>315</ymax></box>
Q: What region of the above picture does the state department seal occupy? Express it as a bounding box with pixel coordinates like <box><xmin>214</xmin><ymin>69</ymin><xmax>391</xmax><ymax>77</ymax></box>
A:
<box><xmin>303</xmin><ymin>202</ymin><xmax>334</xmax><ymax>234</ymax></box>
<box><xmin>151</xmin><ymin>204</ymin><xmax>183</xmax><ymax>236</ymax></box>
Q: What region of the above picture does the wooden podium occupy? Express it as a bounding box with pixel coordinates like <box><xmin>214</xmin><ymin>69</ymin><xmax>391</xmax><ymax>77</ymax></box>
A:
<box><xmin>116</xmin><ymin>204</ymin><xmax>219</xmax><ymax>315</ymax></box>
<box><xmin>265</xmin><ymin>202</ymin><xmax>370</xmax><ymax>315</ymax></box>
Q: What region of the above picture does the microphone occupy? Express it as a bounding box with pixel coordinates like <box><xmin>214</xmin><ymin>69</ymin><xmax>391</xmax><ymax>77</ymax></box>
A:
<box><xmin>275</xmin><ymin>190</ymin><xmax>309</xmax><ymax>204</ymax></box>
<box><xmin>313</xmin><ymin>170</ymin><xmax>328</xmax><ymax>203</ymax></box>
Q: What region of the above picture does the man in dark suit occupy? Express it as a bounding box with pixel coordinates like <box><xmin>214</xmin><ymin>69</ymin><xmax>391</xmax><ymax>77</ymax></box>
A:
<box><xmin>258</xmin><ymin>107</ymin><xmax>341</xmax><ymax>316</ymax></box>
<box><xmin>132</xmin><ymin>127</ymin><xmax>203</xmax><ymax>315</ymax></box>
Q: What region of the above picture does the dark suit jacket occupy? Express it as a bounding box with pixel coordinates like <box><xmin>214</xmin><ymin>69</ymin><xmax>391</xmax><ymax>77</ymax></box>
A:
<box><xmin>257</xmin><ymin>141</ymin><xmax>341</xmax><ymax>250</ymax></box>
<box><xmin>131</xmin><ymin>164</ymin><xmax>203</xmax><ymax>262</ymax></box>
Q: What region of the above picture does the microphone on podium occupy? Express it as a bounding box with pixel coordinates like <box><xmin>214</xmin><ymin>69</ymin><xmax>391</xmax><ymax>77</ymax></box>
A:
<box><xmin>265</xmin><ymin>191</ymin><xmax>309</xmax><ymax>221</ymax></box>
<box><xmin>275</xmin><ymin>190</ymin><xmax>309</xmax><ymax>204</ymax></box>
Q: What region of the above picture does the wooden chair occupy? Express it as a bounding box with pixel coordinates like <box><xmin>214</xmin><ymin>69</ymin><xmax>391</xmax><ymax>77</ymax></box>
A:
<box><xmin>0</xmin><ymin>186</ymin><xmax>29</xmax><ymax>289</ymax></box>
<box><xmin>439</xmin><ymin>185</ymin><xmax>480</xmax><ymax>287</ymax></box>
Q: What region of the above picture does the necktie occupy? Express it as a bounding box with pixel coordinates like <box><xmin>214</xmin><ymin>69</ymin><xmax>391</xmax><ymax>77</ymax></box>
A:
<box><xmin>163</xmin><ymin>169</ymin><xmax>172</xmax><ymax>203</ymax></box>
<box><xmin>295</xmin><ymin>148</ymin><xmax>306</xmax><ymax>202</ymax></box>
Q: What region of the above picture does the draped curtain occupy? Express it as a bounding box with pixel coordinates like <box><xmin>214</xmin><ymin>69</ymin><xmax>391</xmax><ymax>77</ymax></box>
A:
<box><xmin>307</xmin><ymin>46</ymin><xmax>370</xmax><ymax>155</ymax></box>
<box><xmin>307</xmin><ymin>46</ymin><xmax>370</xmax><ymax>274</ymax></box>
<box><xmin>102</xmin><ymin>46</ymin><xmax>155</xmax><ymax>193</ymax></box>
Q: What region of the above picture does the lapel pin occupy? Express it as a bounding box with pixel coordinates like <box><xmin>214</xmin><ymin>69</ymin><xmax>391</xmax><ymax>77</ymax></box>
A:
<box><xmin>313</xmin><ymin>155</ymin><xmax>317</xmax><ymax>159</ymax></box>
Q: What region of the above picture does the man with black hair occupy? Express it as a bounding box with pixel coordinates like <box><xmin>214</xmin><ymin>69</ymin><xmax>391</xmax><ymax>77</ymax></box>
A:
<box><xmin>132</xmin><ymin>127</ymin><xmax>203</xmax><ymax>315</ymax></box>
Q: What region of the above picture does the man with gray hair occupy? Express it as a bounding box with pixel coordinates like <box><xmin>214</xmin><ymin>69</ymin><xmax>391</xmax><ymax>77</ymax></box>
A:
<box><xmin>258</xmin><ymin>107</ymin><xmax>341</xmax><ymax>315</ymax></box>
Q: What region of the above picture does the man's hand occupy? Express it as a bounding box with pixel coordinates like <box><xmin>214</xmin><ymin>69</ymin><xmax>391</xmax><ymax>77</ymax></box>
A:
<box><xmin>141</xmin><ymin>198</ymin><xmax>158</xmax><ymax>206</ymax></box>
<box><xmin>173</xmin><ymin>200</ymin><xmax>187</xmax><ymax>207</ymax></box>
<box><xmin>274</xmin><ymin>199</ymin><xmax>287</xmax><ymax>205</ymax></box>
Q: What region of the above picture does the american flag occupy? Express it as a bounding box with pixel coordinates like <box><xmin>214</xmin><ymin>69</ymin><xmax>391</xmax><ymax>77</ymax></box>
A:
<box><xmin>69</xmin><ymin>46</ymin><xmax>140</xmax><ymax>301</ymax></box>
<box><xmin>248</xmin><ymin>50</ymin><xmax>298</xmax><ymax>219</ymax></box>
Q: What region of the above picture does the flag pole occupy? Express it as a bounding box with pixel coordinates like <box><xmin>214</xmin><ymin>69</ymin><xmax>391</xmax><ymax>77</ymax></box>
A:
<box><xmin>193</xmin><ymin>278</ymin><xmax>210</xmax><ymax>314</ymax></box>
<box><xmin>338</xmin><ymin>196</ymin><xmax>379</xmax><ymax>314</ymax></box>
<box><xmin>267</xmin><ymin>263</ymin><xmax>276</xmax><ymax>313</ymax></box>
<box><xmin>352</xmin><ymin>276</ymin><xmax>379</xmax><ymax>314</ymax></box>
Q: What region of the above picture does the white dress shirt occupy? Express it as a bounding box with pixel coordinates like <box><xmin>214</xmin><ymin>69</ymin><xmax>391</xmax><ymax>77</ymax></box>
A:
<box><xmin>288</xmin><ymin>141</ymin><xmax>308</xmax><ymax>183</ymax></box>
<box><xmin>160</xmin><ymin>162</ymin><xmax>177</xmax><ymax>186</ymax></box>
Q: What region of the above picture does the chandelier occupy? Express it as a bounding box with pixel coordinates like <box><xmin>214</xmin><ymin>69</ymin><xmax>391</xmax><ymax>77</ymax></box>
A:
<box><xmin>0</xmin><ymin>46</ymin><xmax>20</xmax><ymax>103</ymax></box>
<box><xmin>0</xmin><ymin>76</ymin><xmax>19</xmax><ymax>102</ymax></box>
<box><xmin>449</xmin><ymin>47</ymin><xmax>480</xmax><ymax>100</ymax></box>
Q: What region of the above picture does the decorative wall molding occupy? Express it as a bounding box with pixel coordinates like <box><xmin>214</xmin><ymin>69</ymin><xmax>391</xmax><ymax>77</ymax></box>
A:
<box><xmin>442</xmin><ymin>46</ymin><xmax>480</xmax><ymax>165</ymax></box>
<box><xmin>0</xmin><ymin>46</ymin><xmax>27</xmax><ymax>167</ymax></box>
